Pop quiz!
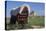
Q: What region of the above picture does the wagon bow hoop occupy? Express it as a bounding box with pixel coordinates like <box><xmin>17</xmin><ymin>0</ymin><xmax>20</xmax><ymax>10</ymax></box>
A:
<box><xmin>19</xmin><ymin>4</ymin><xmax>31</xmax><ymax>15</ymax></box>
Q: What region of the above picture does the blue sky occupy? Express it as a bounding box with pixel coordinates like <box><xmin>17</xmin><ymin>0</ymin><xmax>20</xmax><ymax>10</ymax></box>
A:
<box><xmin>6</xmin><ymin>1</ymin><xmax>45</xmax><ymax>17</ymax></box>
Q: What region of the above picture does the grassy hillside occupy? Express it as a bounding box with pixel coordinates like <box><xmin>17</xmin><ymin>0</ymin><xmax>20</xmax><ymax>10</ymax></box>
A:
<box><xmin>28</xmin><ymin>16</ymin><xmax>44</xmax><ymax>26</ymax></box>
<box><xmin>6</xmin><ymin>16</ymin><xmax>45</xmax><ymax>26</ymax></box>
<box><xmin>6</xmin><ymin>16</ymin><xmax>45</xmax><ymax>30</ymax></box>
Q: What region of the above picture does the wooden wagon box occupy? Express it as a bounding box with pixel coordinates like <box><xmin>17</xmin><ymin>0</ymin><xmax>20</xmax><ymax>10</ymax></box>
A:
<box><xmin>18</xmin><ymin>14</ymin><xmax>28</xmax><ymax>21</ymax></box>
<box><xmin>17</xmin><ymin>13</ymin><xmax>28</xmax><ymax>24</ymax></box>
